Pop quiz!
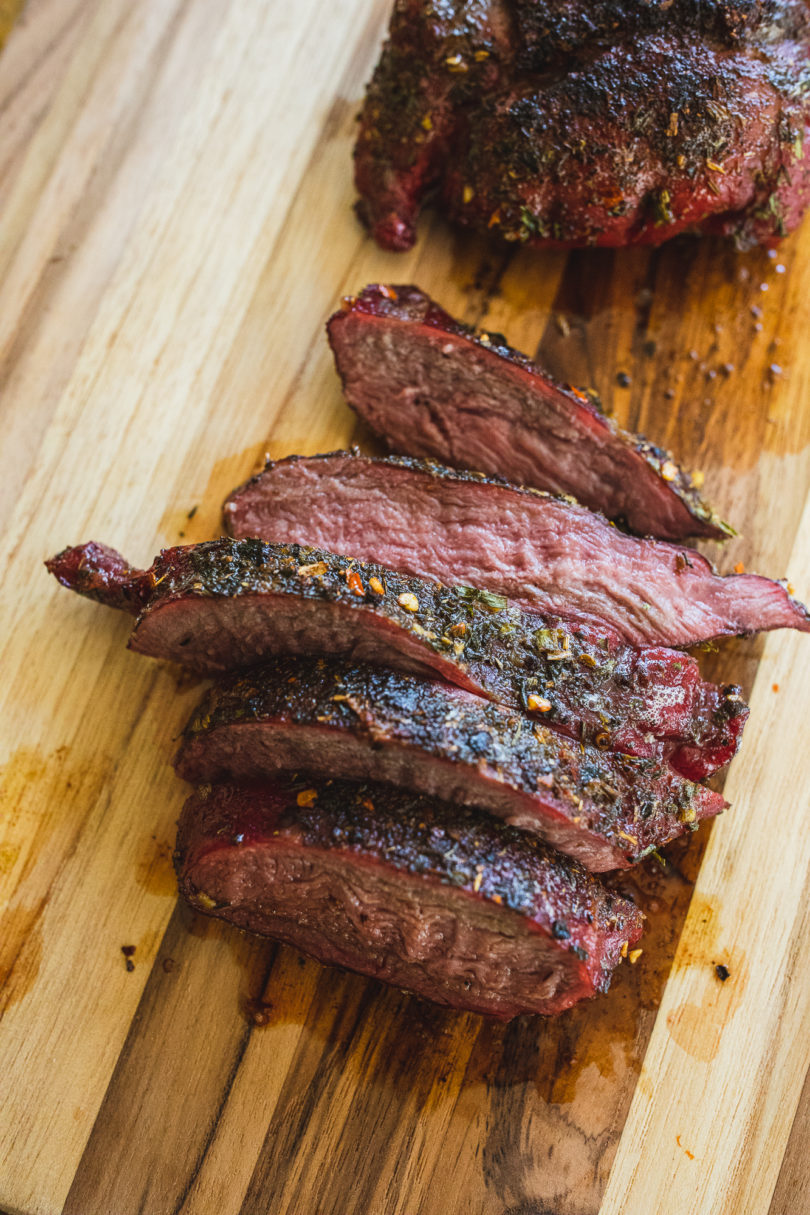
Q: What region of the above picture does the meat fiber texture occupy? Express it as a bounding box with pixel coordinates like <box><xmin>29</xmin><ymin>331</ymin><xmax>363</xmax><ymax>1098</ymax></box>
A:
<box><xmin>174</xmin><ymin>657</ymin><xmax>725</xmax><ymax>872</ymax></box>
<box><xmin>355</xmin><ymin>0</ymin><xmax>810</xmax><ymax>251</ymax></box>
<box><xmin>328</xmin><ymin>284</ymin><xmax>730</xmax><ymax>542</ymax></box>
<box><xmin>222</xmin><ymin>451</ymin><xmax>810</xmax><ymax>648</ymax></box>
<box><xmin>45</xmin><ymin>538</ymin><xmax>749</xmax><ymax>780</ymax></box>
<box><xmin>174</xmin><ymin>779</ymin><xmax>644</xmax><ymax>1018</ymax></box>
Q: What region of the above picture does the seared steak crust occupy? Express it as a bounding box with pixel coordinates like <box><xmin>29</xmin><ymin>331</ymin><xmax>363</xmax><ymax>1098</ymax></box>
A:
<box><xmin>175</xmin><ymin>657</ymin><xmax>725</xmax><ymax>871</ymax></box>
<box><xmin>223</xmin><ymin>450</ymin><xmax>810</xmax><ymax>646</ymax></box>
<box><xmin>328</xmin><ymin>284</ymin><xmax>730</xmax><ymax>541</ymax></box>
<box><xmin>174</xmin><ymin>779</ymin><xmax>644</xmax><ymax>1017</ymax></box>
<box><xmin>45</xmin><ymin>538</ymin><xmax>748</xmax><ymax>779</ymax></box>
<box><xmin>355</xmin><ymin>0</ymin><xmax>810</xmax><ymax>251</ymax></box>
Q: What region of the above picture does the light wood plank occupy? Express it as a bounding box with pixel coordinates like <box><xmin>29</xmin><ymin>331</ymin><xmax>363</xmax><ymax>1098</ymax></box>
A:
<box><xmin>0</xmin><ymin>1</ymin><xmax>393</xmax><ymax>1210</ymax></box>
<box><xmin>601</xmin><ymin>492</ymin><xmax>810</xmax><ymax>1215</ymax></box>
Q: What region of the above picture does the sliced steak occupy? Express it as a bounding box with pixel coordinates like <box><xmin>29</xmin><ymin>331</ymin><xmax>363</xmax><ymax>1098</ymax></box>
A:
<box><xmin>174</xmin><ymin>658</ymin><xmax>725</xmax><ymax>872</ymax></box>
<box><xmin>327</xmin><ymin>284</ymin><xmax>729</xmax><ymax>542</ymax></box>
<box><xmin>223</xmin><ymin>450</ymin><xmax>810</xmax><ymax>647</ymax></box>
<box><xmin>174</xmin><ymin>779</ymin><xmax>644</xmax><ymax>1018</ymax></box>
<box><xmin>45</xmin><ymin>539</ymin><xmax>748</xmax><ymax>779</ymax></box>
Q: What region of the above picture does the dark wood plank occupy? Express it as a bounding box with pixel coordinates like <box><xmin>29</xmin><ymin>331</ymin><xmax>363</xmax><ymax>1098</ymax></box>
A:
<box><xmin>769</xmin><ymin>1064</ymin><xmax>810</xmax><ymax>1215</ymax></box>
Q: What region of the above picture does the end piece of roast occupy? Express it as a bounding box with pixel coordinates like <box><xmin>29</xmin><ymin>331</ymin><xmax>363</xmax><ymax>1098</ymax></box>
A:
<box><xmin>174</xmin><ymin>658</ymin><xmax>726</xmax><ymax>872</ymax></box>
<box><xmin>45</xmin><ymin>538</ymin><xmax>748</xmax><ymax>779</ymax></box>
<box><xmin>327</xmin><ymin>284</ymin><xmax>729</xmax><ymax>542</ymax></box>
<box><xmin>222</xmin><ymin>450</ymin><xmax>810</xmax><ymax>647</ymax></box>
<box><xmin>354</xmin><ymin>0</ymin><xmax>810</xmax><ymax>251</ymax></box>
<box><xmin>174</xmin><ymin>779</ymin><xmax>644</xmax><ymax>1018</ymax></box>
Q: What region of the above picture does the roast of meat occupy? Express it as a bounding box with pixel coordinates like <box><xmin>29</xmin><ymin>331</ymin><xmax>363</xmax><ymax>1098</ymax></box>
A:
<box><xmin>223</xmin><ymin>451</ymin><xmax>810</xmax><ymax>647</ymax></box>
<box><xmin>174</xmin><ymin>779</ymin><xmax>644</xmax><ymax>1018</ymax></box>
<box><xmin>47</xmin><ymin>258</ymin><xmax>796</xmax><ymax>1016</ymax></box>
<box><xmin>327</xmin><ymin>284</ymin><xmax>730</xmax><ymax>541</ymax></box>
<box><xmin>45</xmin><ymin>539</ymin><xmax>748</xmax><ymax>779</ymax></box>
<box><xmin>355</xmin><ymin>0</ymin><xmax>810</xmax><ymax>251</ymax></box>
<box><xmin>174</xmin><ymin>657</ymin><xmax>725</xmax><ymax>871</ymax></box>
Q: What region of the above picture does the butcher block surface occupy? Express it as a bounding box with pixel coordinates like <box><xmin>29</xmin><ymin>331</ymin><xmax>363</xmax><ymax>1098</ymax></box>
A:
<box><xmin>1</xmin><ymin>3</ymin><xmax>810</xmax><ymax>1213</ymax></box>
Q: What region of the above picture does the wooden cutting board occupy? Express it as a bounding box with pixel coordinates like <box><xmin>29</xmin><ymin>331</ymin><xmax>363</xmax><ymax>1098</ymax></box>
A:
<box><xmin>1</xmin><ymin>2</ymin><xmax>809</xmax><ymax>1212</ymax></box>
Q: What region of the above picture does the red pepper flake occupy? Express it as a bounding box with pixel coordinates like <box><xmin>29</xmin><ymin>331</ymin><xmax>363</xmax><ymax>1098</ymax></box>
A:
<box><xmin>772</xmin><ymin>683</ymin><xmax>780</xmax><ymax>693</ymax></box>
<box><xmin>526</xmin><ymin>694</ymin><xmax>552</xmax><ymax>713</ymax></box>
<box><xmin>346</xmin><ymin>570</ymin><xmax>364</xmax><ymax>597</ymax></box>
<box><xmin>297</xmin><ymin>789</ymin><xmax>318</xmax><ymax>807</ymax></box>
<box><xmin>734</xmin><ymin>562</ymin><xmax>745</xmax><ymax>574</ymax></box>
<box><xmin>378</xmin><ymin>285</ymin><xmax>398</xmax><ymax>301</ymax></box>
<box><xmin>361</xmin><ymin>798</ymin><xmax>375</xmax><ymax>812</ymax></box>
<box><xmin>368</xmin><ymin>576</ymin><xmax>385</xmax><ymax>595</ymax></box>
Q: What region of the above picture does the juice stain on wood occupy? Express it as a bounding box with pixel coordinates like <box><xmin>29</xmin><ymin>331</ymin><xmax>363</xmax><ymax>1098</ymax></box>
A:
<box><xmin>134</xmin><ymin>833</ymin><xmax>176</xmax><ymax>899</ymax></box>
<box><xmin>0</xmin><ymin>744</ymin><xmax>114</xmax><ymax>1013</ymax></box>
<box><xmin>0</xmin><ymin>903</ymin><xmax>43</xmax><ymax>1015</ymax></box>
<box><xmin>666</xmin><ymin>892</ymin><xmax>748</xmax><ymax>1062</ymax></box>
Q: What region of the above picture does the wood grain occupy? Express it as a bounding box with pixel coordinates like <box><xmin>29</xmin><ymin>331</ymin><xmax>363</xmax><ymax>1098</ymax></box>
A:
<box><xmin>0</xmin><ymin>2</ymin><xmax>809</xmax><ymax>1214</ymax></box>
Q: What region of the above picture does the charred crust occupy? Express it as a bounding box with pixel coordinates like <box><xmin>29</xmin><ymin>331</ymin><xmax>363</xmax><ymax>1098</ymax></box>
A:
<box><xmin>177</xmin><ymin>657</ymin><xmax>725</xmax><ymax>863</ymax></box>
<box><xmin>354</xmin><ymin>0</ymin><xmax>810</xmax><ymax>250</ymax></box>
<box><xmin>140</xmin><ymin>537</ymin><xmax>747</xmax><ymax>778</ymax></box>
<box><xmin>179</xmin><ymin>779</ymin><xmax>645</xmax><ymax>954</ymax></box>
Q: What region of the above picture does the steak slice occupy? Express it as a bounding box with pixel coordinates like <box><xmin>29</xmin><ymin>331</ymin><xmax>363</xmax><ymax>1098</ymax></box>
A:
<box><xmin>174</xmin><ymin>779</ymin><xmax>644</xmax><ymax>1018</ymax></box>
<box><xmin>327</xmin><ymin>284</ymin><xmax>730</xmax><ymax>542</ymax></box>
<box><xmin>174</xmin><ymin>658</ymin><xmax>726</xmax><ymax>872</ymax></box>
<box><xmin>45</xmin><ymin>539</ymin><xmax>748</xmax><ymax>779</ymax></box>
<box><xmin>223</xmin><ymin>451</ymin><xmax>810</xmax><ymax>647</ymax></box>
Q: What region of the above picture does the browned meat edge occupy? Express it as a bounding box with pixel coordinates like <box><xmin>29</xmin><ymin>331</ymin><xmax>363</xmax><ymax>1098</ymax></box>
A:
<box><xmin>45</xmin><ymin>539</ymin><xmax>749</xmax><ymax>780</ymax></box>
<box><xmin>174</xmin><ymin>778</ymin><xmax>644</xmax><ymax>1018</ymax></box>
<box><xmin>174</xmin><ymin>657</ymin><xmax>726</xmax><ymax>872</ymax></box>
<box><xmin>222</xmin><ymin>450</ymin><xmax>810</xmax><ymax>646</ymax></box>
<box><xmin>327</xmin><ymin>283</ymin><xmax>730</xmax><ymax>541</ymax></box>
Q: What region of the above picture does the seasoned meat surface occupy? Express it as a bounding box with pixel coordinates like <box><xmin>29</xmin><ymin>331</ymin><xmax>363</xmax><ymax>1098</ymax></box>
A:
<box><xmin>45</xmin><ymin>538</ymin><xmax>749</xmax><ymax>778</ymax></box>
<box><xmin>223</xmin><ymin>451</ymin><xmax>810</xmax><ymax>646</ymax></box>
<box><xmin>174</xmin><ymin>779</ymin><xmax>645</xmax><ymax>1017</ymax></box>
<box><xmin>355</xmin><ymin>0</ymin><xmax>810</xmax><ymax>251</ymax></box>
<box><xmin>175</xmin><ymin>657</ymin><xmax>726</xmax><ymax>871</ymax></box>
<box><xmin>328</xmin><ymin>284</ymin><xmax>730</xmax><ymax>541</ymax></box>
